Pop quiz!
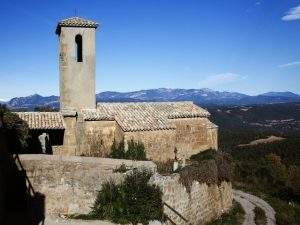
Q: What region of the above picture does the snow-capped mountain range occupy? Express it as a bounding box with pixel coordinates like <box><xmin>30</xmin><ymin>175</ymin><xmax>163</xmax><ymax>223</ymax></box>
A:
<box><xmin>2</xmin><ymin>88</ymin><xmax>300</xmax><ymax>110</ymax></box>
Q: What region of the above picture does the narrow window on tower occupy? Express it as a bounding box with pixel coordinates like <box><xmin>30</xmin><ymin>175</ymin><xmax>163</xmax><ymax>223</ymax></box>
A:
<box><xmin>75</xmin><ymin>34</ymin><xmax>83</xmax><ymax>62</ymax></box>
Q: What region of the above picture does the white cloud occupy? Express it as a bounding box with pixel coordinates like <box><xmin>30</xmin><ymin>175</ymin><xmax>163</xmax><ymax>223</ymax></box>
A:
<box><xmin>282</xmin><ymin>5</ymin><xmax>300</xmax><ymax>21</ymax></box>
<box><xmin>198</xmin><ymin>73</ymin><xmax>245</xmax><ymax>88</ymax></box>
<box><xmin>278</xmin><ymin>61</ymin><xmax>300</xmax><ymax>68</ymax></box>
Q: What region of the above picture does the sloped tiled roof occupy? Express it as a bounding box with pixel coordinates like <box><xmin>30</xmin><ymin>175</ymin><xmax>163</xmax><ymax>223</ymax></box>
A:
<box><xmin>56</xmin><ymin>17</ymin><xmax>98</xmax><ymax>34</ymax></box>
<box><xmin>149</xmin><ymin>102</ymin><xmax>210</xmax><ymax>118</ymax></box>
<box><xmin>81</xmin><ymin>109</ymin><xmax>114</xmax><ymax>121</ymax></box>
<box><xmin>16</xmin><ymin>112</ymin><xmax>65</xmax><ymax>130</ymax></box>
<box><xmin>96</xmin><ymin>102</ymin><xmax>210</xmax><ymax>132</ymax></box>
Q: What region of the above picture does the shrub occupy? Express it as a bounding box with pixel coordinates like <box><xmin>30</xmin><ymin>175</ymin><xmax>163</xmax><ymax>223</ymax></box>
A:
<box><xmin>89</xmin><ymin>169</ymin><xmax>164</xmax><ymax>224</ymax></box>
<box><xmin>125</xmin><ymin>140</ymin><xmax>146</xmax><ymax>160</ymax></box>
<box><xmin>254</xmin><ymin>207</ymin><xmax>267</xmax><ymax>225</ymax></box>
<box><xmin>109</xmin><ymin>139</ymin><xmax>147</xmax><ymax>161</ymax></box>
<box><xmin>90</xmin><ymin>180</ymin><xmax>126</xmax><ymax>223</ymax></box>
<box><xmin>0</xmin><ymin>104</ymin><xmax>29</xmax><ymax>153</ymax></box>
<box><xmin>179</xmin><ymin>160</ymin><xmax>218</xmax><ymax>193</ymax></box>
<box><xmin>109</xmin><ymin>140</ymin><xmax>125</xmax><ymax>159</ymax></box>
<box><xmin>185</xmin><ymin>149</ymin><xmax>232</xmax><ymax>192</ymax></box>
<box><xmin>209</xmin><ymin>201</ymin><xmax>244</xmax><ymax>225</ymax></box>
<box><xmin>190</xmin><ymin>148</ymin><xmax>217</xmax><ymax>161</ymax></box>
<box><xmin>113</xmin><ymin>163</ymin><xmax>128</xmax><ymax>173</ymax></box>
<box><xmin>122</xmin><ymin>169</ymin><xmax>164</xmax><ymax>225</ymax></box>
<box><xmin>215</xmin><ymin>152</ymin><xmax>232</xmax><ymax>183</ymax></box>
<box><xmin>155</xmin><ymin>159</ymin><xmax>174</xmax><ymax>175</ymax></box>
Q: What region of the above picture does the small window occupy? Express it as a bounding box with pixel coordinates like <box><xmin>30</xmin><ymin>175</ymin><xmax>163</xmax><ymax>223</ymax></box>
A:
<box><xmin>75</xmin><ymin>34</ymin><xmax>83</xmax><ymax>62</ymax></box>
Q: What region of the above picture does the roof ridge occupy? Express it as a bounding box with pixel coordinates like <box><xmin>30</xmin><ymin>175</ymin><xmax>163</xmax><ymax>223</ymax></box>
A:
<box><xmin>56</xmin><ymin>17</ymin><xmax>98</xmax><ymax>34</ymax></box>
<box><xmin>97</xmin><ymin>101</ymin><xmax>194</xmax><ymax>105</ymax></box>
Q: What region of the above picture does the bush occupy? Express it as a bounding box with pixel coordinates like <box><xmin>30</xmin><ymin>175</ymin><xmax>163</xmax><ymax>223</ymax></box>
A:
<box><xmin>209</xmin><ymin>200</ymin><xmax>244</xmax><ymax>225</ymax></box>
<box><xmin>155</xmin><ymin>159</ymin><xmax>174</xmax><ymax>175</ymax></box>
<box><xmin>90</xmin><ymin>169</ymin><xmax>164</xmax><ymax>225</ymax></box>
<box><xmin>91</xmin><ymin>180</ymin><xmax>126</xmax><ymax>223</ymax></box>
<box><xmin>179</xmin><ymin>160</ymin><xmax>218</xmax><ymax>193</ymax></box>
<box><xmin>254</xmin><ymin>207</ymin><xmax>267</xmax><ymax>225</ymax></box>
<box><xmin>0</xmin><ymin>104</ymin><xmax>29</xmax><ymax>153</ymax></box>
<box><xmin>190</xmin><ymin>148</ymin><xmax>217</xmax><ymax>161</ymax></box>
<box><xmin>125</xmin><ymin>140</ymin><xmax>146</xmax><ymax>160</ymax></box>
<box><xmin>215</xmin><ymin>151</ymin><xmax>233</xmax><ymax>183</ymax></box>
<box><xmin>109</xmin><ymin>139</ymin><xmax>147</xmax><ymax>161</ymax></box>
<box><xmin>113</xmin><ymin>163</ymin><xmax>128</xmax><ymax>173</ymax></box>
<box><xmin>109</xmin><ymin>140</ymin><xmax>125</xmax><ymax>159</ymax></box>
<box><xmin>122</xmin><ymin>169</ymin><xmax>164</xmax><ymax>225</ymax></box>
<box><xmin>184</xmin><ymin>149</ymin><xmax>232</xmax><ymax>192</ymax></box>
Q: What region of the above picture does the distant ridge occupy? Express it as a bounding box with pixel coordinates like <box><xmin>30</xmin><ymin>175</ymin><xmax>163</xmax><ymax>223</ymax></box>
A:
<box><xmin>2</xmin><ymin>89</ymin><xmax>300</xmax><ymax>110</ymax></box>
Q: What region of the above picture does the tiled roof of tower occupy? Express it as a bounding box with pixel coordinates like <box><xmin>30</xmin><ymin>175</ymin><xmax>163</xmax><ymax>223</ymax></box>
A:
<box><xmin>16</xmin><ymin>112</ymin><xmax>65</xmax><ymax>130</ymax></box>
<box><xmin>56</xmin><ymin>17</ymin><xmax>98</xmax><ymax>34</ymax></box>
<box><xmin>96</xmin><ymin>101</ymin><xmax>210</xmax><ymax>132</ymax></box>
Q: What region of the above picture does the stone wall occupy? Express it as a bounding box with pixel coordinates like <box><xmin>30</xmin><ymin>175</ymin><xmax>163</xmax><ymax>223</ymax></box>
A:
<box><xmin>123</xmin><ymin>129</ymin><xmax>176</xmax><ymax>162</ymax></box>
<box><xmin>17</xmin><ymin>155</ymin><xmax>232</xmax><ymax>224</ymax></box>
<box><xmin>207</xmin><ymin>125</ymin><xmax>218</xmax><ymax>150</ymax></box>
<box><xmin>171</xmin><ymin>118</ymin><xmax>210</xmax><ymax>159</ymax></box>
<box><xmin>151</xmin><ymin>174</ymin><xmax>232</xmax><ymax>225</ymax></box>
<box><xmin>53</xmin><ymin>116</ymin><xmax>77</xmax><ymax>156</ymax></box>
<box><xmin>18</xmin><ymin>154</ymin><xmax>156</xmax><ymax>215</ymax></box>
<box><xmin>79</xmin><ymin>120</ymin><xmax>122</xmax><ymax>157</ymax></box>
<box><xmin>55</xmin><ymin>115</ymin><xmax>217</xmax><ymax>162</ymax></box>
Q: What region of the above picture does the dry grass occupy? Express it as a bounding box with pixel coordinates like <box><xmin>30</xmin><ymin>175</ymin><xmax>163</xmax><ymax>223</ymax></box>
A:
<box><xmin>238</xmin><ymin>135</ymin><xmax>285</xmax><ymax>147</ymax></box>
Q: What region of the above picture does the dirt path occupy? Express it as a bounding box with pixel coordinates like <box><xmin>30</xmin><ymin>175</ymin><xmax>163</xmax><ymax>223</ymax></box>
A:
<box><xmin>233</xmin><ymin>189</ymin><xmax>276</xmax><ymax>225</ymax></box>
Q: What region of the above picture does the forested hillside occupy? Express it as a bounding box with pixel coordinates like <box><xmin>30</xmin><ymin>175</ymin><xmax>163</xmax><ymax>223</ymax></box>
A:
<box><xmin>206</xmin><ymin>102</ymin><xmax>300</xmax><ymax>225</ymax></box>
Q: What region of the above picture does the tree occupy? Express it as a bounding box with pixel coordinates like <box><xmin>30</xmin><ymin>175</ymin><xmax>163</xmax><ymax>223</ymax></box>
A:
<box><xmin>34</xmin><ymin>106</ymin><xmax>57</xmax><ymax>112</ymax></box>
<box><xmin>0</xmin><ymin>104</ymin><xmax>29</xmax><ymax>153</ymax></box>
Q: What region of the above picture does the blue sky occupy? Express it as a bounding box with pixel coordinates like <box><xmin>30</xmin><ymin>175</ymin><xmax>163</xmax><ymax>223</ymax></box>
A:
<box><xmin>0</xmin><ymin>0</ymin><xmax>300</xmax><ymax>100</ymax></box>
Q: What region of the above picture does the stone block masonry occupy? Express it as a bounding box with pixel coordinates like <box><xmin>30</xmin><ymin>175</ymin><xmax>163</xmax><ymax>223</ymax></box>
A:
<box><xmin>151</xmin><ymin>174</ymin><xmax>232</xmax><ymax>225</ymax></box>
<box><xmin>18</xmin><ymin>154</ymin><xmax>232</xmax><ymax>225</ymax></box>
<box><xmin>18</xmin><ymin>154</ymin><xmax>156</xmax><ymax>215</ymax></box>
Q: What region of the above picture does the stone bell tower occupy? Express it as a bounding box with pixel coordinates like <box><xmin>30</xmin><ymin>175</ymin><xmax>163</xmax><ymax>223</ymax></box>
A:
<box><xmin>56</xmin><ymin>17</ymin><xmax>98</xmax><ymax>111</ymax></box>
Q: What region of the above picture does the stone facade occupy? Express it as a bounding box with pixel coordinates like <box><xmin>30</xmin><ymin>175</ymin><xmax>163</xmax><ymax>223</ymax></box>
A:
<box><xmin>124</xmin><ymin>129</ymin><xmax>176</xmax><ymax>162</ymax></box>
<box><xmin>171</xmin><ymin>117</ymin><xmax>211</xmax><ymax>159</ymax></box>
<box><xmin>52</xmin><ymin>114</ymin><xmax>218</xmax><ymax>162</ymax></box>
<box><xmin>53</xmin><ymin>113</ymin><xmax>218</xmax><ymax>162</ymax></box>
<box><xmin>79</xmin><ymin>120</ymin><xmax>122</xmax><ymax>157</ymax></box>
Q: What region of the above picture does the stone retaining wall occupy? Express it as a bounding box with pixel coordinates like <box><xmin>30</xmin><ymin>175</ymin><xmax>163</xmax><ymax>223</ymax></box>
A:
<box><xmin>151</xmin><ymin>174</ymin><xmax>232</xmax><ymax>225</ymax></box>
<box><xmin>18</xmin><ymin>155</ymin><xmax>232</xmax><ymax>225</ymax></box>
<box><xmin>18</xmin><ymin>154</ymin><xmax>156</xmax><ymax>215</ymax></box>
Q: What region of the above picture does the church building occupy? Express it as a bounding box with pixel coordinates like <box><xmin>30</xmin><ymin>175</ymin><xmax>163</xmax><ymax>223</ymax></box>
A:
<box><xmin>16</xmin><ymin>17</ymin><xmax>218</xmax><ymax>162</ymax></box>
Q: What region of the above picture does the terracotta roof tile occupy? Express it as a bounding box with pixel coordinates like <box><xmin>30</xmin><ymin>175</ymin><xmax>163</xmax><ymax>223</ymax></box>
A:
<box><xmin>16</xmin><ymin>112</ymin><xmax>65</xmax><ymax>130</ymax></box>
<box><xmin>56</xmin><ymin>17</ymin><xmax>98</xmax><ymax>34</ymax></box>
<box><xmin>81</xmin><ymin>109</ymin><xmax>114</xmax><ymax>121</ymax></box>
<box><xmin>96</xmin><ymin>101</ymin><xmax>210</xmax><ymax>132</ymax></box>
